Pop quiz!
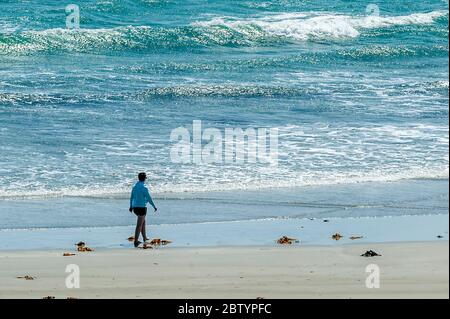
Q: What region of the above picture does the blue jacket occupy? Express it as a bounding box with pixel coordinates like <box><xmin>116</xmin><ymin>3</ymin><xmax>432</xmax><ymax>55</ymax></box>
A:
<box><xmin>130</xmin><ymin>181</ymin><xmax>156</xmax><ymax>209</ymax></box>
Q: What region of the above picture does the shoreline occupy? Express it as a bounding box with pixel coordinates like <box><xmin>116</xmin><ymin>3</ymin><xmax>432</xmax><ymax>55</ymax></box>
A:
<box><xmin>0</xmin><ymin>214</ymin><xmax>447</xmax><ymax>251</ymax></box>
<box><xmin>1</xmin><ymin>241</ymin><xmax>448</xmax><ymax>299</ymax></box>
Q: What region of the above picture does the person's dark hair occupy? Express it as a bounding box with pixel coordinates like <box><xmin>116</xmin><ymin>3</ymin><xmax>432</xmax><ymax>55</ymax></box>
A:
<box><xmin>138</xmin><ymin>172</ymin><xmax>147</xmax><ymax>182</ymax></box>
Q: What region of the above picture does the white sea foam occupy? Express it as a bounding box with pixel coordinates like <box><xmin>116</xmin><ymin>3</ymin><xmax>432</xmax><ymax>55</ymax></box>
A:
<box><xmin>193</xmin><ymin>10</ymin><xmax>448</xmax><ymax>40</ymax></box>
<box><xmin>0</xmin><ymin>21</ymin><xmax>20</xmax><ymax>33</ymax></box>
<box><xmin>1</xmin><ymin>10</ymin><xmax>446</xmax><ymax>55</ymax></box>
<box><xmin>0</xmin><ymin>119</ymin><xmax>448</xmax><ymax>200</ymax></box>
<box><xmin>0</xmin><ymin>166</ymin><xmax>447</xmax><ymax>200</ymax></box>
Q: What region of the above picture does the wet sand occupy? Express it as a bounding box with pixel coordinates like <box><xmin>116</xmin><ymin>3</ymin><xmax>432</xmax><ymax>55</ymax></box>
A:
<box><xmin>0</xmin><ymin>241</ymin><xmax>448</xmax><ymax>299</ymax></box>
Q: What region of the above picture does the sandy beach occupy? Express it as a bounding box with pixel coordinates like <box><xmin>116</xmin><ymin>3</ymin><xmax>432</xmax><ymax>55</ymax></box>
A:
<box><xmin>1</xmin><ymin>0</ymin><xmax>448</xmax><ymax>304</ymax></box>
<box><xmin>1</xmin><ymin>241</ymin><xmax>448</xmax><ymax>299</ymax></box>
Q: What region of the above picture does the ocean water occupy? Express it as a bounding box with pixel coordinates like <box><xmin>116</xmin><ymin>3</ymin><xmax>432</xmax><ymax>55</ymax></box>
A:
<box><xmin>0</xmin><ymin>0</ymin><xmax>449</xmax><ymax>235</ymax></box>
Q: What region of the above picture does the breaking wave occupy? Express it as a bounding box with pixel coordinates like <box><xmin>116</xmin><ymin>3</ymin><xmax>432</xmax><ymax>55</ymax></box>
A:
<box><xmin>0</xmin><ymin>10</ymin><xmax>447</xmax><ymax>54</ymax></box>
<box><xmin>192</xmin><ymin>10</ymin><xmax>448</xmax><ymax>41</ymax></box>
<box><xmin>0</xmin><ymin>167</ymin><xmax>448</xmax><ymax>200</ymax></box>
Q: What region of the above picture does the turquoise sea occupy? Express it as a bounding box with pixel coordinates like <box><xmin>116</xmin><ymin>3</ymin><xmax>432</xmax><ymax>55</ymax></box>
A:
<box><xmin>0</xmin><ymin>1</ymin><xmax>448</xmax><ymax>243</ymax></box>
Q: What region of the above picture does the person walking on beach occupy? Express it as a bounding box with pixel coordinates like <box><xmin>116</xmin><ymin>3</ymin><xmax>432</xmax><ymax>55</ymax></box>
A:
<box><xmin>129</xmin><ymin>172</ymin><xmax>157</xmax><ymax>248</ymax></box>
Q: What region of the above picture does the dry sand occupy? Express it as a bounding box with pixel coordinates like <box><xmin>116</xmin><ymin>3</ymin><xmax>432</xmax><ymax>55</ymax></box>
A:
<box><xmin>0</xmin><ymin>241</ymin><xmax>448</xmax><ymax>299</ymax></box>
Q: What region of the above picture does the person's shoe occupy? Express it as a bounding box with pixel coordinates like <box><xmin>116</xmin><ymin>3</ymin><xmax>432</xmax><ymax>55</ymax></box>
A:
<box><xmin>134</xmin><ymin>241</ymin><xmax>142</xmax><ymax>248</ymax></box>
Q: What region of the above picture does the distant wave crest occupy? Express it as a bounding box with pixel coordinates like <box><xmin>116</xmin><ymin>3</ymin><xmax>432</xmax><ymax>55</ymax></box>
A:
<box><xmin>193</xmin><ymin>10</ymin><xmax>448</xmax><ymax>41</ymax></box>
<box><xmin>0</xmin><ymin>10</ymin><xmax>447</xmax><ymax>54</ymax></box>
